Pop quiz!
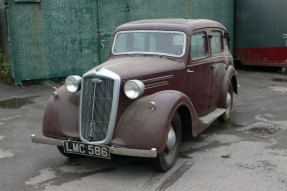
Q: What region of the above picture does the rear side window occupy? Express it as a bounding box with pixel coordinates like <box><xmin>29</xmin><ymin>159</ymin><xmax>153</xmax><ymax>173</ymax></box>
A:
<box><xmin>211</xmin><ymin>31</ymin><xmax>222</xmax><ymax>55</ymax></box>
<box><xmin>223</xmin><ymin>37</ymin><xmax>230</xmax><ymax>55</ymax></box>
<box><xmin>191</xmin><ymin>32</ymin><xmax>207</xmax><ymax>59</ymax></box>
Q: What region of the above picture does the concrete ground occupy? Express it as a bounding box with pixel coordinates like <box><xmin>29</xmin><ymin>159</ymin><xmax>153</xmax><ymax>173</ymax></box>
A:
<box><xmin>0</xmin><ymin>67</ymin><xmax>287</xmax><ymax>191</ymax></box>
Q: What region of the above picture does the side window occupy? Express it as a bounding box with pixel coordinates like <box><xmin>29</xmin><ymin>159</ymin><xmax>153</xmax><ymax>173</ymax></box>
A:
<box><xmin>223</xmin><ymin>37</ymin><xmax>230</xmax><ymax>55</ymax></box>
<box><xmin>191</xmin><ymin>32</ymin><xmax>207</xmax><ymax>59</ymax></box>
<box><xmin>211</xmin><ymin>31</ymin><xmax>222</xmax><ymax>55</ymax></box>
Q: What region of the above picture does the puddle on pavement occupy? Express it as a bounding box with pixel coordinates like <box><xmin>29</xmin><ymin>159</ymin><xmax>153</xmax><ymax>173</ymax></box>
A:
<box><xmin>272</xmin><ymin>78</ymin><xmax>287</xmax><ymax>82</ymax></box>
<box><xmin>0</xmin><ymin>96</ymin><xmax>38</xmax><ymax>109</ymax></box>
<box><xmin>236</xmin><ymin>122</ymin><xmax>281</xmax><ymax>138</ymax></box>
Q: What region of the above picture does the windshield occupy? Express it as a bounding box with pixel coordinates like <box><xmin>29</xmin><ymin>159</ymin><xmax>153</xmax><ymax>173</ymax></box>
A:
<box><xmin>112</xmin><ymin>30</ymin><xmax>186</xmax><ymax>58</ymax></box>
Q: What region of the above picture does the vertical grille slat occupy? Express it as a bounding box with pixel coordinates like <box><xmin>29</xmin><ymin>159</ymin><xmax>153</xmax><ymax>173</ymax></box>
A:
<box><xmin>81</xmin><ymin>76</ymin><xmax>114</xmax><ymax>142</ymax></box>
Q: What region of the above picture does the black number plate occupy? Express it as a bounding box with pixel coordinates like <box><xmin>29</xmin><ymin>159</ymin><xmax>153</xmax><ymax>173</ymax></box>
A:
<box><xmin>63</xmin><ymin>141</ymin><xmax>111</xmax><ymax>159</ymax></box>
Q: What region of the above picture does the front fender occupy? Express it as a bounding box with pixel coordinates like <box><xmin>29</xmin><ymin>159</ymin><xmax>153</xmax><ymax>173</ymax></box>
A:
<box><xmin>43</xmin><ymin>86</ymin><xmax>80</xmax><ymax>140</ymax></box>
<box><xmin>111</xmin><ymin>90</ymin><xmax>195</xmax><ymax>152</ymax></box>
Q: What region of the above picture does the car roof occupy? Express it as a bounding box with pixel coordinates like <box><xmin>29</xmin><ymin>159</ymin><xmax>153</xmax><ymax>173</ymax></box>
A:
<box><xmin>115</xmin><ymin>19</ymin><xmax>227</xmax><ymax>34</ymax></box>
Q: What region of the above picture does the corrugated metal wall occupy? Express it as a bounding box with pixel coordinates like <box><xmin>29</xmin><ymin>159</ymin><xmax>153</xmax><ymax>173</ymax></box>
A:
<box><xmin>2</xmin><ymin>0</ymin><xmax>233</xmax><ymax>85</ymax></box>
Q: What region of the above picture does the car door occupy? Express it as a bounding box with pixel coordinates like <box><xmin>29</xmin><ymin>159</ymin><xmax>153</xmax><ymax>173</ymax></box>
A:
<box><xmin>184</xmin><ymin>30</ymin><xmax>213</xmax><ymax>117</ymax></box>
<box><xmin>208</xmin><ymin>30</ymin><xmax>228</xmax><ymax>112</ymax></box>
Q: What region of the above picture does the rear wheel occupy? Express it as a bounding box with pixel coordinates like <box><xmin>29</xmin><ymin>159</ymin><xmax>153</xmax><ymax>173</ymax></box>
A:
<box><xmin>153</xmin><ymin>112</ymin><xmax>182</xmax><ymax>172</ymax></box>
<box><xmin>221</xmin><ymin>83</ymin><xmax>233</xmax><ymax>121</ymax></box>
<box><xmin>57</xmin><ymin>146</ymin><xmax>79</xmax><ymax>158</ymax></box>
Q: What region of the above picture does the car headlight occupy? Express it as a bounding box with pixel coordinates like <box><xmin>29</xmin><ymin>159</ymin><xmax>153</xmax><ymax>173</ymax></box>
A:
<box><xmin>65</xmin><ymin>75</ymin><xmax>82</xmax><ymax>94</ymax></box>
<box><xmin>124</xmin><ymin>80</ymin><xmax>145</xmax><ymax>99</ymax></box>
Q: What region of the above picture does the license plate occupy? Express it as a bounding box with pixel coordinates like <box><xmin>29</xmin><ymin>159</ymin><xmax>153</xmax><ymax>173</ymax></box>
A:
<box><xmin>63</xmin><ymin>141</ymin><xmax>111</xmax><ymax>159</ymax></box>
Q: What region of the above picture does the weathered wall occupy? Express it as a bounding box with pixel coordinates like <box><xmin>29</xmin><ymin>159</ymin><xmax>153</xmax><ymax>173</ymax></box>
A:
<box><xmin>4</xmin><ymin>0</ymin><xmax>234</xmax><ymax>85</ymax></box>
<box><xmin>235</xmin><ymin>0</ymin><xmax>287</xmax><ymax>66</ymax></box>
<box><xmin>0</xmin><ymin>0</ymin><xmax>13</xmax><ymax>78</ymax></box>
<box><xmin>0</xmin><ymin>1</ymin><xmax>5</xmax><ymax>54</ymax></box>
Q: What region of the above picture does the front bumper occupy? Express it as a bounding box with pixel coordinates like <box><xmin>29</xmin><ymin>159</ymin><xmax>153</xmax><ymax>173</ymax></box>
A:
<box><xmin>31</xmin><ymin>134</ymin><xmax>157</xmax><ymax>158</ymax></box>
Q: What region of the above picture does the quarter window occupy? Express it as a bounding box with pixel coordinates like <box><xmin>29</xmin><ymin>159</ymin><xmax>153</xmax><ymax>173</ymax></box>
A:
<box><xmin>191</xmin><ymin>32</ymin><xmax>207</xmax><ymax>59</ymax></box>
<box><xmin>223</xmin><ymin>37</ymin><xmax>230</xmax><ymax>55</ymax></box>
<box><xmin>211</xmin><ymin>31</ymin><xmax>222</xmax><ymax>55</ymax></box>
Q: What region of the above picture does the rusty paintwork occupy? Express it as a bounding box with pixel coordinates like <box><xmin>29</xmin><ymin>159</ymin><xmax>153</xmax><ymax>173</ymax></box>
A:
<box><xmin>111</xmin><ymin>90</ymin><xmax>199</xmax><ymax>152</ymax></box>
<box><xmin>42</xmin><ymin>19</ymin><xmax>237</xmax><ymax>152</ymax></box>
<box><xmin>43</xmin><ymin>86</ymin><xmax>80</xmax><ymax>140</ymax></box>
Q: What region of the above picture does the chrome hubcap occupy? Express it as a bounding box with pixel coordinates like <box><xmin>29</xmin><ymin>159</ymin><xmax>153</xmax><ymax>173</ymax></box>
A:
<box><xmin>226</xmin><ymin>92</ymin><xmax>232</xmax><ymax>114</ymax></box>
<box><xmin>167</xmin><ymin>127</ymin><xmax>176</xmax><ymax>151</ymax></box>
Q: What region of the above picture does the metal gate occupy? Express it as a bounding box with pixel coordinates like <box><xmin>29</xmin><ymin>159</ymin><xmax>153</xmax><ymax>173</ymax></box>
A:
<box><xmin>2</xmin><ymin>0</ymin><xmax>234</xmax><ymax>85</ymax></box>
<box><xmin>5</xmin><ymin>0</ymin><xmax>127</xmax><ymax>85</ymax></box>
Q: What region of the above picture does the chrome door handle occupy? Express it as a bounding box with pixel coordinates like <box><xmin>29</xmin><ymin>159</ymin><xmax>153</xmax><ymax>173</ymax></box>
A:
<box><xmin>211</xmin><ymin>64</ymin><xmax>215</xmax><ymax>69</ymax></box>
<box><xmin>187</xmin><ymin>69</ymin><xmax>194</xmax><ymax>73</ymax></box>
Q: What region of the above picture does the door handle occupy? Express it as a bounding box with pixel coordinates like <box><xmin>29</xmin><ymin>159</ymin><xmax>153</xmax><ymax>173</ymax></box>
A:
<box><xmin>211</xmin><ymin>64</ymin><xmax>215</xmax><ymax>69</ymax></box>
<box><xmin>101</xmin><ymin>39</ymin><xmax>108</xmax><ymax>49</ymax></box>
<box><xmin>187</xmin><ymin>69</ymin><xmax>194</xmax><ymax>73</ymax></box>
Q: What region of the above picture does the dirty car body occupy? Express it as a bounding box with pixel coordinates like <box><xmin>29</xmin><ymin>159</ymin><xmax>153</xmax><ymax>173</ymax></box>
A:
<box><xmin>32</xmin><ymin>19</ymin><xmax>237</xmax><ymax>171</ymax></box>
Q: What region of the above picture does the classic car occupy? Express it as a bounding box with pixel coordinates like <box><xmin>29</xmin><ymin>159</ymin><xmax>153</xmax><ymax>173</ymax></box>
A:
<box><xmin>31</xmin><ymin>19</ymin><xmax>238</xmax><ymax>171</ymax></box>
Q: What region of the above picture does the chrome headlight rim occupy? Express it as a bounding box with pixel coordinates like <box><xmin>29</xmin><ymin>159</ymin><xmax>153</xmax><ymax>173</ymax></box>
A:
<box><xmin>65</xmin><ymin>75</ymin><xmax>82</xmax><ymax>94</ymax></box>
<box><xmin>124</xmin><ymin>80</ymin><xmax>145</xmax><ymax>99</ymax></box>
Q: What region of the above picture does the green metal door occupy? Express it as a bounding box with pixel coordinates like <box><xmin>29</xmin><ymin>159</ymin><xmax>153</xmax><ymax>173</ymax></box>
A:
<box><xmin>98</xmin><ymin>0</ymin><xmax>128</xmax><ymax>63</ymax></box>
<box><xmin>8</xmin><ymin>0</ymin><xmax>128</xmax><ymax>85</ymax></box>
<box><xmin>6</xmin><ymin>0</ymin><xmax>233</xmax><ymax>85</ymax></box>
<box><xmin>8</xmin><ymin>0</ymin><xmax>102</xmax><ymax>85</ymax></box>
<box><xmin>41</xmin><ymin>0</ymin><xmax>100</xmax><ymax>78</ymax></box>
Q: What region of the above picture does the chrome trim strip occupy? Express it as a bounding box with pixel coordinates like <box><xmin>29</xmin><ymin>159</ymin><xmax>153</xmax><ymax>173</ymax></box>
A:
<box><xmin>80</xmin><ymin>68</ymin><xmax>121</xmax><ymax>145</ymax></box>
<box><xmin>31</xmin><ymin>135</ymin><xmax>157</xmax><ymax>158</ymax></box>
<box><xmin>145</xmin><ymin>81</ymin><xmax>169</xmax><ymax>89</ymax></box>
<box><xmin>110</xmin><ymin>146</ymin><xmax>157</xmax><ymax>158</ymax></box>
<box><xmin>31</xmin><ymin>134</ymin><xmax>64</xmax><ymax>146</ymax></box>
<box><xmin>142</xmin><ymin>75</ymin><xmax>174</xmax><ymax>83</ymax></box>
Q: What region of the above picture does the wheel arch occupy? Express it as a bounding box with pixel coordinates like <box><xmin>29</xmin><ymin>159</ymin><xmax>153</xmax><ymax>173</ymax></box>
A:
<box><xmin>111</xmin><ymin>90</ymin><xmax>198</xmax><ymax>151</ymax></box>
<box><xmin>218</xmin><ymin>66</ymin><xmax>238</xmax><ymax>108</ymax></box>
<box><xmin>177</xmin><ymin>105</ymin><xmax>194</xmax><ymax>141</ymax></box>
<box><xmin>231</xmin><ymin>74</ymin><xmax>238</xmax><ymax>95</ymax></box>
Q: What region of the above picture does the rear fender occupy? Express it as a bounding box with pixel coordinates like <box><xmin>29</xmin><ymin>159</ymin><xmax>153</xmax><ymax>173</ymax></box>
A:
<box><xmin>111</xmin><ymin>90</ymin><xmax>199</xmax><ymax>152</ymax></box>
<box><xmin>218</xmin><ymin>66</ymin><xmax>238</xmax><ymax>108</ymax></box>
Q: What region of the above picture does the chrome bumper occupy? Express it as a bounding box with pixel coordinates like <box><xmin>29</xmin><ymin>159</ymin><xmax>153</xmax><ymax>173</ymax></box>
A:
<box><xmin>31</xmin><ymin>134</ymin><xmax>157</xmax><ymax>158</ymax></box>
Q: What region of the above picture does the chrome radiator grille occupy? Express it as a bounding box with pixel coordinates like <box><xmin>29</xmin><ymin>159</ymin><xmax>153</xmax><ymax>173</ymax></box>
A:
<box><xmin>80</xmin><ymin>76</ymin><xmax>114</xmax><ymax>142</ymax></box>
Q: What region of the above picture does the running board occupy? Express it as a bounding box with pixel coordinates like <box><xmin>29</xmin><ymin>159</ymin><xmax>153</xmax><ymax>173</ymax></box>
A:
<box><xmin>199</xmin><ymin>108</ymin><xmax>226</xmax><ymax>125</ymax></box>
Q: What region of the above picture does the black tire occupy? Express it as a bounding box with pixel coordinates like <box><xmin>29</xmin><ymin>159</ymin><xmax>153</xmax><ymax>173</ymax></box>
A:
<box><xmin>221</xmin><ymin>83</ymin><xmax>233</xmax><ymax>121</ymax></box>
<box><xmin>153</xmin><ymin>112</ymin><xmax>182</xmax><ymax>172</ymax></box>
<box><xmin>57</xmin><ymin>146</ymin><xmax>80</xmax><ymax>158</ymax></box>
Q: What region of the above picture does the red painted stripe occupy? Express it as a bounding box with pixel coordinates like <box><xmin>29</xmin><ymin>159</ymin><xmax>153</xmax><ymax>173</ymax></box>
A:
<box><xmin>235</xmin><ymin>47</ymin><xmax>287</xmax><ymax>67</ymax></box>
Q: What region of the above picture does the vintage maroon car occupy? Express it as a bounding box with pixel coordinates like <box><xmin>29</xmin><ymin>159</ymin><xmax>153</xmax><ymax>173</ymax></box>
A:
<box><xmin>32</xmin><ymin>19</ymin><xmax>237</xmax><ymax>171</ymax></box>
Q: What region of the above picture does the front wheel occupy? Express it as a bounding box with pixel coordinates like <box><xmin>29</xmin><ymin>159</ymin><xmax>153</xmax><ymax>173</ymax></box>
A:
<box><xmin>153</xmin><ymin>112</ymin><xmax>182</xmax><ymax>172</ymax></box>
<box><xmin>221</xmin><ymin>83</ymin><xmax>233</xmax><ymax>121</ymax></box>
